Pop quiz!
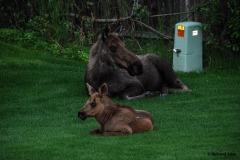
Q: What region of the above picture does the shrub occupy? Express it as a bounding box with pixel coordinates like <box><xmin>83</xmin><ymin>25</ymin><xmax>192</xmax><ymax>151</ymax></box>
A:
<box><xmin>193</xmin><ymin>0</ymin><xmax>240</xmax><ymax>54</ymax></box>
<box><xmin>0</xmin><ymin>28</ymin><xmax>90</xmax><ymax>62</ymax></box>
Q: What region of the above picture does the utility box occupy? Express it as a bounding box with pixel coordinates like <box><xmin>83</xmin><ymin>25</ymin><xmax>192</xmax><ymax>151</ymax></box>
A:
<box><xmin>173</xmin><ymin>21</ymin><xmax>203</xmax><ymax>72</ymax></box>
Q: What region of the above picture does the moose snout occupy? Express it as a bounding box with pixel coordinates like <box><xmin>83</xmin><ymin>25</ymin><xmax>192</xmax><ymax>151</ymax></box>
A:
<box><xmin>78</xmin><ymin>111</ymin><xmax>86</xmax><ymax>120</ymax></box>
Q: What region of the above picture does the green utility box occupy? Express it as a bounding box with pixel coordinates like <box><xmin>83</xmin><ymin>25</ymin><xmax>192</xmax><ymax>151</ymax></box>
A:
<box><xmin>173</xmin><ymin>22</ymin><xmax>203</xmax><ymax>72</ymax></box>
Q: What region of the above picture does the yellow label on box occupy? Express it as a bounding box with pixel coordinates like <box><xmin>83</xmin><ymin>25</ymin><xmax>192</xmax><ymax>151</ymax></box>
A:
<box><xmin>177</xmin><ymin>25</ymin><xmax>185</xmax><ymax>30</ymax></box>
<box><xmin>177</xmin><ymin>25</ymin><xmax>185</xmax><ymax>37</ymax></box>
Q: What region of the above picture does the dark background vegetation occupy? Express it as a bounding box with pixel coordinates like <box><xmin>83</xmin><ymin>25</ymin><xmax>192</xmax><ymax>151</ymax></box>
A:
<box><xmin>0</xmin><ymin>0</ymin><xmax>239</xmax><ymax>64</ymax></box>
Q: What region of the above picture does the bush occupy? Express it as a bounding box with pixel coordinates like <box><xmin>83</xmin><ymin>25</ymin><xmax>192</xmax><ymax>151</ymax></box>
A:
<box><xmin>193</xmin><ymin>0</ymin><xmax>240</xmax><ymax>54</ymax></box>
<box><xmin>0</xmin><ymin>28</ymin><xmax>90</xmax><ymax>62</ymax></box>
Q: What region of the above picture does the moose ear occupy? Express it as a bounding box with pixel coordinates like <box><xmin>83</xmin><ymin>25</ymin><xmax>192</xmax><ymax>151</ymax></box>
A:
<box><xmin>102</xmin><ymin>25</ymin><xmax>111</xmax><ymax>41</ymax></box>
<box><xmin>99</xmin><ymin>83</ymin><xmax>108</xmax><ymax>96</ymax></box>
<box><xmin>86</xmin><ymin>83</ymin><xmax>96</xmax><ymax>96</ymax></box>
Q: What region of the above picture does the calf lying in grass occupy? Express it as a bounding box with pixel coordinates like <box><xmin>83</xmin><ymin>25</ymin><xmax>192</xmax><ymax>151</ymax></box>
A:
<box><xmin>78</xmin><ymin>83</ymin><xmax>154</xmax><ymax>136</ymax></box>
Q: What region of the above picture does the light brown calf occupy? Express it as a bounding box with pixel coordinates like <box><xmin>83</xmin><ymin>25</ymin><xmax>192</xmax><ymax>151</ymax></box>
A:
<box><xmin>78</xmin><ymin>83</ymin><xmax>154</xmax><ymax>136</ymax></box>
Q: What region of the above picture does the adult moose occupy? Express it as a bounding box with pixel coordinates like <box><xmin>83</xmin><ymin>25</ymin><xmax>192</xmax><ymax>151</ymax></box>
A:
<box><xmin>78</xmin><ymin>83</ymin><xmax>154</xmax><ymax>136</ymax></box>
<box><xmin>85</xmin><ymin>26</ymin><xmax>189</xmax><ymax>100</ymax></box>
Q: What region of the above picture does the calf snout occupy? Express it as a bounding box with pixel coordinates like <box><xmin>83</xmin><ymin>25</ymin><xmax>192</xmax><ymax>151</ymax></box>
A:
<box><xmin>78</xmin><ymin>111</ymin><xmax>86</xmax><ymax>120</ymax></box>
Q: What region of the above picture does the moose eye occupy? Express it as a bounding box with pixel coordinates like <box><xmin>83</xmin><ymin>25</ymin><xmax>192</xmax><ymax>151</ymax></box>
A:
<box><xmin>90</xmin><ymin>102</ymin><xmax>96</xmax><ymax>108</ymax></box>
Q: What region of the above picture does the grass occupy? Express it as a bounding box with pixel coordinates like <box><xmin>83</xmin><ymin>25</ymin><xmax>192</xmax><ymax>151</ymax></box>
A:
<box><xmin>0</xmin><ymin>41</ymin><xmax>240</xmax><ymax>160</ymax></box>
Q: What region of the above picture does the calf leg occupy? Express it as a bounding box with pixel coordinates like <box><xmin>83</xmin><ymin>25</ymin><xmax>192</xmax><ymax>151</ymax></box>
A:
<box><xmin>102</xmin><ymin>126</ymin><xmax>133</xmax><ymax>136</ymax></box>
<box><xmin>90</xmin><ymin>127</ymin><xmax>101</xmax><ymax>135</ymax></box>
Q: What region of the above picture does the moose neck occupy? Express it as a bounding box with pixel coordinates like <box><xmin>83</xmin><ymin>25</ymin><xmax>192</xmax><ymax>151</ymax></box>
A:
<box><xmin>95</xmin><ymin>97</ymin><xmax>117</xmax><ymax>127</ymax></box>
<box><xmin>89</xmin><ymin>48</ymin><xmax>118</xmax><ymax>90</ymax></box>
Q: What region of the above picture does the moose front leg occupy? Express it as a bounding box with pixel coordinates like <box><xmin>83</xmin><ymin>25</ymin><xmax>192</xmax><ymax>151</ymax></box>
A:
<box><xmin>102</xmin><ymin>131</ymin><xmax>132</xmax><ymax>136</ymax></box>
<box><xmin>102</xmin><ymin>126</ymin><xmax>133</xmax><ymax>136</ymax></box>
<box><xmin>90</xmin><ymin>127</ymin><xmax>102</xmax><ymax>135</ymax></box>
<box><xmin>127</xmin><ymin>91</ymin><xmax>161</xmax><ymax>100</ymax></box>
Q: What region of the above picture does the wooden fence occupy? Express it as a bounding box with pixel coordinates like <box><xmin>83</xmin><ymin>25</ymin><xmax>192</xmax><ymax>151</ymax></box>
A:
<box><xmin>75</xmin><ymin>0</ymin><xmax>201</xmax><ymax>40</ymax></box>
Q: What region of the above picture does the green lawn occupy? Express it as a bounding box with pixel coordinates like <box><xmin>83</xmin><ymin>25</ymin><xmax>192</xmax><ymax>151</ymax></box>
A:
<box><xmin>0</xmin><ymin>42</ymin><xmax>240</xmax><ymax>160</ymax></box>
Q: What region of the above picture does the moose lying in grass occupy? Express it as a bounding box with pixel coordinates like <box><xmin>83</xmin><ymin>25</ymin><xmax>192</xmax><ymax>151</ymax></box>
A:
<box><xmin>85</xmin><ymin>26</ymin><xmax>189</xmax><ymax>100</ymax></box>
<box><xmin>78</xmin><ymin>83</ymin><xmax>154</xmax><ymax>136</ymax></box>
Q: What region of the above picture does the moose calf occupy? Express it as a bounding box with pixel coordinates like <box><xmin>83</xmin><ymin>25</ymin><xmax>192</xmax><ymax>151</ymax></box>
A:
<box><xmin>78</xmin><ymin>83</ymin><xmax>154</xmax><ymax>136</ymax></box>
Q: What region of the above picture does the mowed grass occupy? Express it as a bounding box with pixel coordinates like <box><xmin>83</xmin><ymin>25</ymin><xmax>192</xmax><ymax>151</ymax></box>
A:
<box><xmin>0</xmin><ymin>41</ymin><xmax>240</xmax><ymax>160</ymax></box>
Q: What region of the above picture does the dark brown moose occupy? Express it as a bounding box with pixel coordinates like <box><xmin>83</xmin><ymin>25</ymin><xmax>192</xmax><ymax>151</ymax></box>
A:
<box><xmin>85</xmin><ymin>26</ymin><xmax>189</xmax><ymax>100</ymax></box>
<box><xmin>78</xmin><ymin>83</ymin><xmax>154</xmax><ymax>136</ymax></box>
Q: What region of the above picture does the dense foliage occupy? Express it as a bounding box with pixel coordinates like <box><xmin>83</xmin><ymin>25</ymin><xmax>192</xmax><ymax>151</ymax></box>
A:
<box><xmin>194</xmin><ymin>0</ymin><xmax>240</xmax><ymax>54</ymax></box>
<box><xmin>0</xmin><ymin>28</ymin><xmax>90</xmax><ymax>62</ymax></box>
<box><xmin>0</xmin><ymin>0</ymin><xmax>239</xmax><ymax>58</ymax></box>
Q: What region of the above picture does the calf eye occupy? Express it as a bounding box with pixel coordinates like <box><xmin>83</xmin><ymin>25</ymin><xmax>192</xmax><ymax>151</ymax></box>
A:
<box><xmin>90</xmin><ymin>102</ymin><xmax>96</xmax><ymax>108</ymax></box>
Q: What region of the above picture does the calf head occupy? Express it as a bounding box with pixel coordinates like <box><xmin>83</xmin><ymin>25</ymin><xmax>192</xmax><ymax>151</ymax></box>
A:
<box><xmin>78</xmin><ymin>83</ymin><xmax>108</xmax><ymax>120</ymax></box>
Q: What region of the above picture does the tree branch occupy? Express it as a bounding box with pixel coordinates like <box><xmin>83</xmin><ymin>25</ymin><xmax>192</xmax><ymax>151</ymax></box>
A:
<box><xmin>133</xmin><ymin>19</ymin><xmax>173</xmax><ymax>42</ymax></box>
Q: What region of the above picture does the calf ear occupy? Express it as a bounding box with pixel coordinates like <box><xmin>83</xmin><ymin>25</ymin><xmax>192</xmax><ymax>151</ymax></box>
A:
<box><xmin>99</xmin><ymin>83</ymin><xmax>108</xmax><ymax>96</ymax></box>
<box><xmin>86</xmin><ymin>83</ymin><xmax>96</xmax><ymax>95</ymax></box>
